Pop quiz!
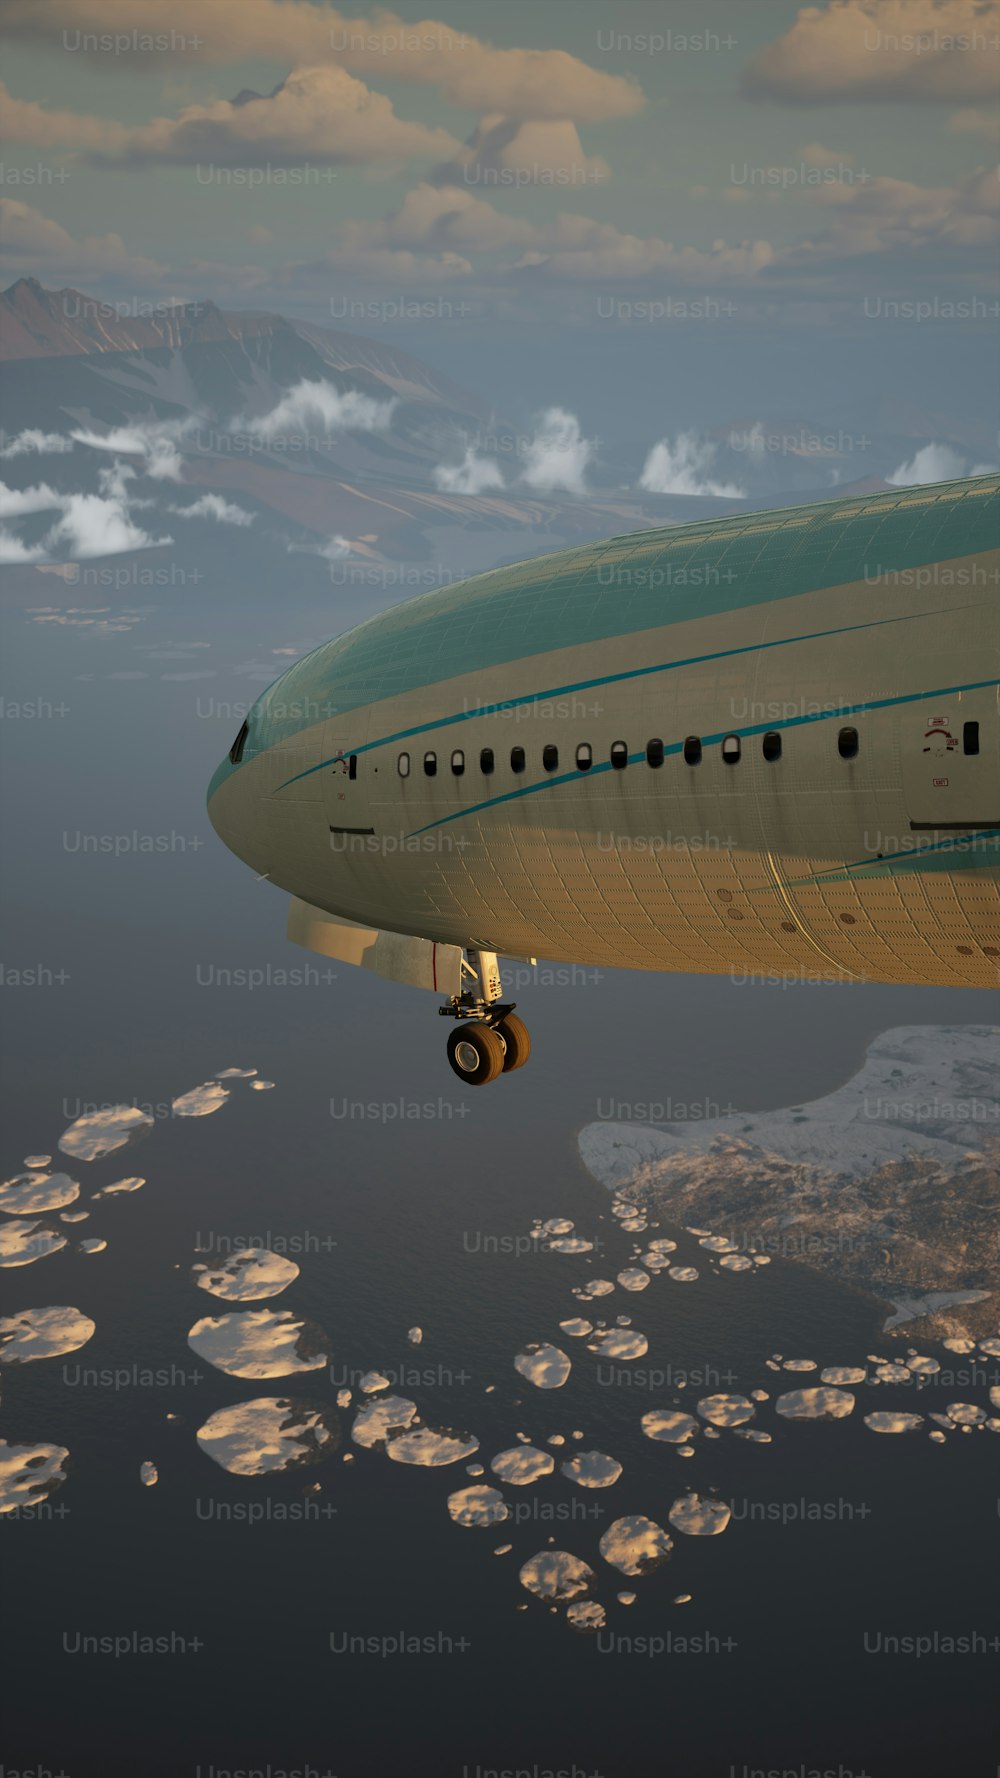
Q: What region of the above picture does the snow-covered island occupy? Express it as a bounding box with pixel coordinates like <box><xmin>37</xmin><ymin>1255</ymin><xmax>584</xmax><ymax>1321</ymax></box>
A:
<box><xmin>578</xmin><ymin>1026</ymin><xmax>999</xmax><ymax>1340</ymax></box>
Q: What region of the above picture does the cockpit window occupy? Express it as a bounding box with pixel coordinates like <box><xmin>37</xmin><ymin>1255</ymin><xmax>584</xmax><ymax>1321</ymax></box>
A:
<box><xmin>229</xmin><ymin>720</ymin><xmax>249</xmax><ymax>765</ymax></box>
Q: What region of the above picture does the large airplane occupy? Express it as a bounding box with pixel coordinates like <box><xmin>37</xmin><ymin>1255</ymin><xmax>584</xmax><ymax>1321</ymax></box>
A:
<box><xmin>209</xmin><ymin>474</ymin><xmax>1000</xmax><ymax>1085</ymax></box>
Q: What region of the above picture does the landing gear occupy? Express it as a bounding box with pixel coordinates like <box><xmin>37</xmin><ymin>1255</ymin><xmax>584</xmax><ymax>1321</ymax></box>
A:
<box><xmin>440</xmin><ymin>948</ymin><xmax>532</xmax><ymax>1086</ymax></box>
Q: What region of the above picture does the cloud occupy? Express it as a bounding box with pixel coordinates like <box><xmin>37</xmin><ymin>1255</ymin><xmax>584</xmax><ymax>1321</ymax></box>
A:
<box><xmin>288</xmin><ymin>534</ymin><xmax>353</xmax><ymax>560</ymax></box>
<box><xmin>887</xmin><ymin>441</ymin><xmax>997</xmax><ymax>484</ymax></box>
<box><xmin>71</xmin><ymin>419</ymin><xmax>196</xmax><ymax>481</ymax></box>
<box><xmin>519</xmin><ymin>407</ymin><xmax>594</xmax><ymax>495</ymax></box>
<box><xmin>97</xmin><ymin>460</ymin><xmax>142</xmax><ymax>503</ymax></box>
<box><xmin>639</xmin><ymin>435</ymin><xmax>746</xmax><ymax>499</ymax></box>
<box><xmin>432</xmin><ymin>117</ymin><xmax>609</xmax><ymax>188</ymax></box>
<box><xmin>90</xmin><ymin>65</ymin><xmax>460</xmax><ymax>168</ymax></box>
<box><xmin>170</xmin><ymin>493</ymin><xmax>255</xmax><ymax>525</ymax></box>
<box><xmin>508</xmin><ymin>213</ymin><xmax>776</xmax><ymax>281</ymax></box>
<box><xmin>0</xmin><ymin>524</ymin><xmax>46</xmax><ymax>563</ymax></box>
<box><xmin>0</xmin><ymin>428</ymin><xmax>75</xmax><ymax>460</ymax></box>
<box><xmin>43</xmin><ymin>493</ymin><xmax>172</xmax><ymax>558</ymax></box>
<box><xmin>0</xmin><ymin>480</ymin><xmax>64</xmax><ymax>516</ymax></box>
<box><xmin>779</xmin><ymin>167</ymin><xmax>1000</xmax><ymax>262</ymax></box>
<box><xmin>949</xmin><ymin>105</ymin><xmax>1000</xmax><ymax>140</ymax></box>
<box><xmin>433</xmin><ymin>448</ymin><xmax>505</xmax><ymax>494</ymax></box>
<box><xmin>241</xmin><ymin>378</ymin><xmax>396</xmax><ymax>440</ymax></box>
<box><xmin>0</xmin><ymin>79</ymin><xmax>127</xmax><ymax>150</ymax></box>
<box><xmin>0</xmin><ymin>198</ymin><xmax>166</xmax><ymax>282</ymax></box>
<box><xmin>744</xmin><ymin>0</ymin><xmax>1000</xmax><ymax>103</ymax></box>
<box><xmin>2</xmin><ymin>3</ymin><xmax>643</xmax><ymax>121</ymax></box>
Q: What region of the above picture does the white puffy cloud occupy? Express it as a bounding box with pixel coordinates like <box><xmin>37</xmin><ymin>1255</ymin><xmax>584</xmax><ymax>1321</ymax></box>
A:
<box><xmin>519</xmin><ymin>408</ymin><xmax>594</xmax><ymax>496</ymax></box>
<box><xmin>0</xmin><ymin>524</ymin><xmax>46</xmax><ymax>563</ymax></box>
<box><xmin>0</xmin><ymin>429</ymin><xmax>75</xmax><ymax>460</ymax></box>
<box><xmin>71</xmin><ymin>419</ymin><xmax>196</xmax><ymax>481</ymax></box>
<box><xmin>0</xmin><ymin>80</ymin><xmax>127</xmax><ymax>150</ymax></box>
<box><xmin>433</xmin><ymin>448</ymin><xmax>505</xmax><ymax>495</ymax></box>
<box><xmin>43</xmin><ymin>493</ymin><xmax>172</xmax><ymax>558</ymax></box>
<box><xmin>3</xmin><ymin>3</ymin><xmax>644</xmax><ymax>122</ymax></box>
<box><xmin>241</xmin><ymin>378</ymin><xmax>396</xmax><ymax>441</ymax></box>
<box><xmin>0</xmin><ymin>480</ymin><xmax>63</xmax><ymax>516</ymax></box>
<box><xmin>433</xmin><ymin>117</ymin><xmax>609</xmax><ymax>189</ymax></box>
<box><xmin>0</xmin><ymin>199</ymin><xmax>165</xmax><ymax>283</ymax></box>
<box><xmin>170</xmin><ymin>493</ymin><xmax>255</xmax><ymax>525</ymax></box>
<box><xmin>887</xmin><ymin>442</ymin><xmax>997</xmax><ymax>484</ymax></box>
<box><xmin>639</xmin><ymin>435</ymin><xmax>746</xmax><ymax>499</ymax></box>
<box><xmin>745</xmin><ymin>0</ymin><xmax>1000</xmax><ymax>103</ymax></box>
<box><xmin>288</xmin><ymin>534</ymin><xmax>353</xmax><ymax>560</ymax></box>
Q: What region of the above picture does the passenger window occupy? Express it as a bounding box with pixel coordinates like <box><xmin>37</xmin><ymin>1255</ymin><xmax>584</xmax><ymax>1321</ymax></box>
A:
<box><xmin>398</xmin><ymin>751</ymin><xmax>410</xmax><ymax>777</ymax></box>
<box><xmin>963</xmin><ymin>720</ymin><xmax>980</xmax><ymax>756</ymax></box>
<box><xmin>576</xmin><ymin>743</ymin><xmax>593</xmax><ymax>771</ymax></box>
<box><xmin>683</xmin><ymin>735</ymin><xmax>702</xmax><ymax>765</ymax></box>
<box><xmin>348</xmin><ymin>754</ymin><xmax>357</xmax><ymax>781</ymax></box>
<box><xmin>610</xmin><ymin>741</ymin><xmax>628</xmax><ymax>769</ymax></box>
<box><xmin>451</xmin><ymin>749</ymin><xmax>465</xmax><ymax>776</ymax></box>
<box><xmin>511</xmin><ymin>746</ymin><xmax>526</xmax><ymax>774</ymax></box>
<box><xmin>423</xmin><ymin>751</ymin><xmax>437</xmax><ymax>777</ymax></box>
<box><xmin>646</xmin><ymin>738</ymin><xmax>664</xmax><ymax>768</ymax></box>
<box><xmin>762</xmin><ymin>731</ymin><xmax>782</xmax><ymax>762</ymax></box>
<box><xmin>228</xmin><ymin>720</ymin><xmax>248</xmax><ymax>765</ymax></box>
<box><xmin>722</xmin><ymin>734</ymin><xmax>741</xmax><ymax>763</ymax></box>
<box><xmin>480</xmin><ymin>747</ymin><xmax>495</xmax><ymax>775</ymax></box>
<box><xmin>838</xmin><ymin>726</ymin><xmax>859</xmax><ymax>759</ymax></box>
<box><xmin>543</xmin><ymin>744</ymin><xmax>559</xmax><ymax>772</ymax></box>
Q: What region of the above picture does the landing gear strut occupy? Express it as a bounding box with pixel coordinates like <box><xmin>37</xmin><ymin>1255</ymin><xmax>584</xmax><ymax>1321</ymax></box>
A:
<box><xmin>441</xmin><ymin>948</ymin><xmax>532</xmax><ymax>1085</ymax></box>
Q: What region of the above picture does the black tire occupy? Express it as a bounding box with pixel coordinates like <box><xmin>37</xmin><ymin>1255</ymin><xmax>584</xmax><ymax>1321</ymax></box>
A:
<box><xmin>496</xmin><ymin>1012</ymin><xmax>531</xmax><ymax>1072</ymax></box>
<box><xmin>446</xmin><ymin>1022</ymin><xmax>506</xmax><ymax>1086</ymax></box>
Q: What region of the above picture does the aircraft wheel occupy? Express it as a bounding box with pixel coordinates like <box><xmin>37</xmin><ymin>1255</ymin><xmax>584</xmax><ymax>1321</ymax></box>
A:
<box><xmin>496</xmin><ymin>1013</ymin><xmax>531</xmax><ymax>1072</ymax></box>
<box><xmin>447</xmin><ymin>1022</ymin><xmax>506</xmax><ymax>1086</ymax></box>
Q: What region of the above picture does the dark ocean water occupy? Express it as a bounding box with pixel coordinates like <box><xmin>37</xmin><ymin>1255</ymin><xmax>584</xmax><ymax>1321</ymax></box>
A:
<box><xmin>2</xmin><ymin>600</ymin><xmax>998</xmax><ymax>1778</ymax></box>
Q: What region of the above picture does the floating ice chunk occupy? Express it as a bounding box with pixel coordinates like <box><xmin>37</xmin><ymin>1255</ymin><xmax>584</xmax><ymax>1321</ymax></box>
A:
<box><xmin>599</xmin><ymin>1514</ymin><xmax>672</xmax><ymax>1575</ymax></box>
<box><xmin>616</xmin><ymin>1269</ymin><xmax>650</xmax><ymax>1292</ymax></box>
<box><xmin>617</xmin><ymin>1591</ymin><xmax>637</xmax><ymax>1606</ymax></box>
<box><xmin>820</xmin><ymin>1367</ymin><xmax>867</xmax><ymax>1385</ymax></box>
<box><xmin>336</xmin><ymin>1389</ymin><xmax>352</xmax><ymax>1409</ymax></box>
<box><xmin>359</xmin><ymin>1372</ymin><xmax>390</xmax><ymax>1395</ymax></box>
<box><xmin>906</xmin><ymin>1356</ymin><xmax>941</xmax><ymax>1377</ymax></box>
<box><xmin>538</xmin><ymin>1218</ymin><xmax>575</xmax><ymax>1236</ymax></box>
<box><xmin>187</xmin><ymin>1308</ymin><xmax>331</xmax><ymax>1379</ymax></box>
<box><xmin>493</xmin><ymin>1544</ymin><xmax>513</xmax><ymax>1556</ymax></box>
<box><xmin>566</xmin><ymin>1600</ymin><xmax>606</xmax><ymax>1632</ymax></box>
<box><xmin>990</xmin><ymin>1387</ymin><xmax>1000</xmax><ymax>1413</ymax></box>
<box><xmin>0</xmin><ymin>1172</ymin><xmax>79</xmax><ymax>1215</ymax></box>
<box><xmin>215</xmin><ymin>1068</ymin><xmax>257</xmax><ymax>1079</ymax></box>
<box><xmin>351</xmin><ymin>1396</ymin><xmax>417</xmax><ymax>1449</ymax></box>
<box><xmin>59</xmin><ymin>1105</ymin><xmax>153</xmax><ymax>1161</ymax></box>
<box><xmin>587</xmin><ymin>1329</ymin><xmax>648</xmax><ymax>1361</ymax></box>
<box><xmin>641</xmin><ymin>1409</ymin><xmax>697</xmax><ymax>1445</ymax></box>
<box><xmin>548</xmin><ymin>1237</ymin><xmax>594</xmax><ymax>1254</ymax></box>
<box><xmin>978</xmin><ymin>1338</ymin><xmax>1000</xmax><ymax>1358</ymax></box>
<box><xmin>196</xmin><ymin>1396</ymin><xmax>339</xmax><ymax>1475</ymax></box>
<box><xmin>0</xmin><ymin>1218</ymin><xmax>67</xmax><ymax>1267</ymax></box>
<box><xmin>735</xmin><ymin>1428</ymin><xmax>772</xmax><ymax>1444</ymax></box>
<box><xmin>942</xmin><ymin>1338</ymin><xmax>976</xmax><ymax>1354</ymax></box>
<box><xmin>782</xmin><ymin>1359</ymin><xmax>817</xmax><ymax>1372</ymax></box>
<box><xmin>929</xmin><ymin>1430</ymin><xmax>947</xmax><ymax>1443</ymax></box>
<box><xmin>93</xmin><ymin>1177</ymin><xmax>144</xmax><ymax>1200</ymax></box>
<box><xmin>447</xmin><ymin>1486</ymin><xmax>509</xmax><ymax>1527</ymax></box>
<box><xmin>385</xmin><ymin>1426</ymin><xmax>479</xmax><ymax>1467</ymax></box>
<box><xmin>514</xmin><ymin>1343</ymin><xmax>572</xmax><ymax>1389</ymax></box>
<box><xmin>699</xmin><ymin>1236</ymin><xmax>736</xmax><ymax>1253</ymax></box>
<box><xmin>619</xmin><ymin>1217</ymin><xmax>647</xmax><ymax>1233</ymax></box>
<box><xmin>719</xmin><ymin>1254</ymin><xmax>754</xmax><ymax>1273</ymax></box>
<box><xmin>466</xmin><ymin>1463</ymin><xmax>484</xmax><ymax>1476</ymax></box>
<box><xmin>23</xmin><ymin>1156</ymin><xmax>52</xmax><ymax>1169</ymax></box>
<box><xmin>864</xmin><ymin>1411</ymin><xmax>924</xmax><ymax>1434</ymax></box>
<box><xmin>0</xmin><ymin>1305</ymin><xmax>96</xmax><ymax>1364</ymax></box>
<box><xmin>78</xmin><ymin>1238</ymin><xmax>106</xmax><ymax>1255</ymax></box>
<box><xmin>646</xmin><ymin>1238</ymin><xmax>678</xmax><ymax>1253</ymax></box>
<box><xmin>140</xmin><ymin>1461</ymin><xmax>158</xmax><ymax>1487</ymax></box>
<box><xmin>172</xmin><ymin>1082</ymin><xmax>230</xmax><ymax>1118</ymax></box>
<box><xmin>560</xmin><ymin>1450</ymin><xmax>622</xmax><ymax>1489</ymax></box>
<box><xmin>519</xmin><ymin>1550</ymin><xmax>594</xmax><ymax>1601</ymax></box>
<box><xmin>60</xmin><ymin>1212</ymin><xmax>89</xmax><ymax>1224</ymax></box>
<box><xmin>0</xmin><ymin>1439</ymin><xmax>70</xmax><ymax>1513</ymax></box>
<box><xmin>193</xmin><ymin>1249</ymin><xmax>299</xmax><ymax>1302</ymax></box>
<box><xmin>559</xmin><ymin>1318</ymin><xmax>593</xmax><ymax>1338</ymax></box>
<box><xmin>251</xmin><ymin>1081</ymin><xmax>275</xmax><ymax>1092</ymax></box>
<box><xmin>407</xmin><ymin>1327</ymin><xmax>423</xmax><ymax>1345</ymax></box>
<box><xmin>876</xmin><ymin>1364</ymin><xmax>911</xmax><ymax>1383</ymax></box>
<box><xmin>668</xmin><ymin>1267</ymin><xmax>699</xmax><ymax>1283</ymax></box>
<box><xmin>776</xmin><ymin>1387</ymin><xmax>855</xmax><ymax>1421</ymax></box>
<box><xmin>697</xmin><ymin>1394</ymin><xmax>755</xmax><ymax>1429</ymax></box>
<box><xmin>668</xmin><ymin>1493</ymin><xmax>731</xmax><ymax>1536</ymax></box>
<box><xmin>490</xmin><ymin>1446</ymin><xmax>554</xmax><ymax>1485</ymax></box>
<box><xmin>946</xmin><ymin>1402</ymin><xmax>986</xmax><ymax>1425</ymax></box>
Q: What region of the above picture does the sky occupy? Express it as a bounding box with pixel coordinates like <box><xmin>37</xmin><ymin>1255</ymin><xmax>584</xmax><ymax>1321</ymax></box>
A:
<box><xmin>1</xmin><ymin>0</ymin><xmax>998</xmax><ymax>331</ymax></box>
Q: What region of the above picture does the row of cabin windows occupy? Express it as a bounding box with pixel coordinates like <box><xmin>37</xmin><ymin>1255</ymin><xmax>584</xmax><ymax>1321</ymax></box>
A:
<box><xmin>394</xmin><ymin>721</ymin><xmax>978</xmax><ymax>779</ymax></box>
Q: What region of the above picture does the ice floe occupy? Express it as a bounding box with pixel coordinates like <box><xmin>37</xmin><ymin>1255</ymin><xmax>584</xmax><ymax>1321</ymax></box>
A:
<box><xmin>599</xmin><ymin>1515</ymin><xmax>672</xmax><ymax>1575</ymax></box>
<box><xmin>171</xmin><ymin>1082</ymin><xmax>230</xmax><ymax>1118</ymax></box>
<box><xmin>560</xmin><ymin>1450</ymin><xmax>622</xmax><ymax>1488</ymax></box>
<box><xmin>92</xmin><ymin>1176</ymin><xmax>144</xmax><ymax>1199</ymax></box>
<box><xmin>447</xmin><ymin>1486</ymin><xmax>509</xmax><ymax>1527</ymax></box>
<box><xmin>775</xmin><ymin>1387</ymin><xmax>855</xmax><ymax>1421</ymax></box>
<box><xmin>140</xmin><ymin>1461</ymin><xmax>158</xmax><ymax>1486</ymax></box>
<box><xmin>514</xmin><ymin>1343</ymin><xmax>572</xmax><ymax>1389</ymax></box>
<box><xmin>0</xmin><ymin>1218</ymin><xmax>68</xmax><ymax>1267</ymax></box>
<box><xmin>820</xmin><ymin>1367</ymin><xmax>867</xmax><ymax>1385</ymax></box>
<box><xmin>0</xmin><ymin>1172</ymin><xmax>79</xmax><ymax>1215</ymax></box>
<box><xmin>490</xmin><ymin>1446</ymin><xmax>554</xmax><ymax>1486</ymax></box>
<box><xmin>187</xmin><ymin>1308</ymin><xmax>331</xmax><ymax>1379</ymax></box>
<box><xmin>668</xmin><ymin>1494</ymin><xmax>731</xmax><ymax>1536</ymax></box>
<box><xmin>559</xmin><ymin>1318</ymin><xmax>593</xmax><ymax>1338</ymax></box>
<box><xmin>385</xmin><ymin>1426</ymin><xmax>479</xmax><ymax>1467</ymax></box>
<box><xmin>351</xmin><ymin>1396</ymin><xmax>418</xmax><ymax>1450</ymax></box>
<box><xmin>0</xmin><ymin>1438</ymin><xmax>70</xmax><ymax>1513</ymax></box>
<box><xmin>519</xmin><ymin>1550</ymin><xmax>594</xmax><ymax>1600</ymax></box>
<box><xmin>193</xmin><ymin>1249</ymin><xmax>300</xmax><ymax>1301</ymax></box>
<box><xmin>641</xmin><ymin>1409</ymin><xmax>698</xmax><ymax>1445</ymax></box>
<box><xmin>196</xmin><ymin>1396</ymin><xmax>339</xmax><ymax>1475</ymax></box>
<box><xmin>616</xmin><ymin>1269</ymin><xmax>650</xmax><ymax>1292</ymax></box>
<box><xmin>566</xmin><ymin>1600</ymin><xmax>606</xmax><ymax>1631</ymax></box>
<box><xmin>864</xmin><ymin>1411</ymin><xmax>924</xmax><ymax>1433</ymax></box>
<box><xmin>59</xmin><ymin>1105</ymin><xmax>153</xmax><ymax>1161</ymax></box>
<box><xmin>586</xmin><ymin>1329</ymin><xmax>648</xmax><ymax>1360</ymax></box>
<box><xmin>696</xmin><ymin>1394</ymin><xmax>755</xmax><ymax>1428</ymax></box>
<box><xmin>0</xmin><ymin>1305</ymin><xmax>96</xmax><ymax>1364</ymax></box>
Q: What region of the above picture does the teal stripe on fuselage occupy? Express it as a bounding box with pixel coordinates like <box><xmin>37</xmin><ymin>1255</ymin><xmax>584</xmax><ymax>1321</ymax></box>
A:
<box><xmin>405</xmin><ymin>676</ymin><xmax>1000</xmax><ymax>837</ymax></box>
<box><xmin>273</xmin><ymin>609</ymin><xmax>937</xmax><ymax>793</ymax></box>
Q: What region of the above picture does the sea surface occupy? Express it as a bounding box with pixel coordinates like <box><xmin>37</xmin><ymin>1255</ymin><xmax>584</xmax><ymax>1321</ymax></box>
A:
<box><xmin>2</xmin><ymin>597</ymin><xmax>998</xmax><ymax>1778</ymax></box>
